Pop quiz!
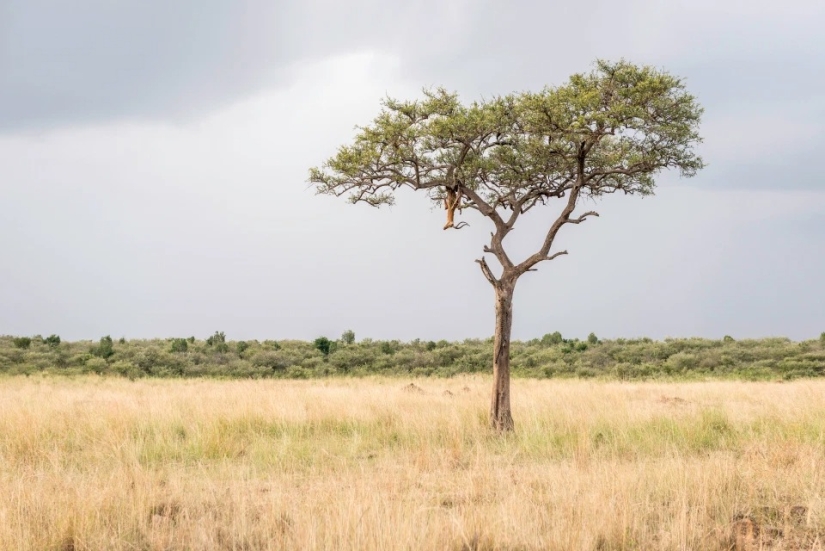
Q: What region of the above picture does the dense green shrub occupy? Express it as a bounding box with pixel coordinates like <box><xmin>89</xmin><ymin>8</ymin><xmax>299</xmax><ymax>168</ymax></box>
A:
<box><xmin>91</xmin><ymin>336</ymin><xmax>115</xmax><ymax>359</ymax></box>
<box><xmin>45</xmin><ymin>335</ymin><xmax>61</xmax><ymax>348</ymax></box>
<box><xmin>170</xmin><ymin>338</ymin><xmax>189</xmax><ymax>353</ymax></box>
<box><xmin>542</xmin><ymin>332</ymin><xmax>563</xmax><ymax>346</ymax></box>
<box><xmin>12</xmin><ymin>337</ymin><xmax>31</xmax><ymax>349</ymax></box>
<box><xmin>250</xmin><ymin>351</ymin><xmax>289</xmax><ymax>371</ymax></box>
<box><xmin>206</xmin><ymin>331</ymin><xmax>229</xmax><ymax>353</ymax></box>
<box><xmin>314</xmin><ymin>337</ymin><xmax>332</xmax><ymax>356</ymax></box>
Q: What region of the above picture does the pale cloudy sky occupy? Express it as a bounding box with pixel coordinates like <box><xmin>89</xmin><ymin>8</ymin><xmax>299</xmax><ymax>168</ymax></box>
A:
<box><xmin>1</xmin><ymin>0</ymin><xmax>824</xmax><ymax>342</ymax></box>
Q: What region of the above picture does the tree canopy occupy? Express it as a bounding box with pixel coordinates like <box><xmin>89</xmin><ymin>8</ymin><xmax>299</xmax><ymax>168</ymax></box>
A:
<box><xmin>310</xmin><ymin>59</ymin><xmax>702</xmax><ymax>277</ymax></box>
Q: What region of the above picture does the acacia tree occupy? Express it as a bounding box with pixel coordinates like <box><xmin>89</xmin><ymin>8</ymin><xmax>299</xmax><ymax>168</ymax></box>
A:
<box><xmin>309</xmin><ymin>60</ymin><xmax>704</xmax><ymax>431</ymax></box>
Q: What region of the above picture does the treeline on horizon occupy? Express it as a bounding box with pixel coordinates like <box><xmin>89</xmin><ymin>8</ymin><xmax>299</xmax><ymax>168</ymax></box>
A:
<box><xmin>1</xmin><ymin>331</ymin><xmax>825</xmax><ymax>381</ymax></box>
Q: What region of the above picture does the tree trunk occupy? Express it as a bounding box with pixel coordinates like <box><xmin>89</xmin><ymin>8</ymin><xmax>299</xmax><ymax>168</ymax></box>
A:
<box><xmin>490</xmin><ymin>281</ymin><xmax>515</xmax><ymax>431</ymax></box>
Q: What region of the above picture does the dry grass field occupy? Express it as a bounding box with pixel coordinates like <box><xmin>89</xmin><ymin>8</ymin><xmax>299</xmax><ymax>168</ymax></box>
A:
<box><xmin>1</xmin><ymin>376</ymin><xmax>825</xmax><ymax>550</ymax></box>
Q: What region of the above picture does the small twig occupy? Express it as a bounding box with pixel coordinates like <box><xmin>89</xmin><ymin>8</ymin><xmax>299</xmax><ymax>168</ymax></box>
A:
<box><xmin>544</xmin><ymin>251</ymin><xmax>569</xmax><ymax>261</ymax></box>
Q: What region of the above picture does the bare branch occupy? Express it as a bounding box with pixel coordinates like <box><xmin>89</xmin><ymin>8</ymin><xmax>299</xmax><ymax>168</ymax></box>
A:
<box><xmin>544</xmin><ymin>251</ymin><xmax>569</xmax><ymax>261</ymax></box>
<box><xmin>570</xmin><ymin>211</ymin><xmax>600</xmax><ymax>224</ymax></box>
<box><xmin>523</xmin><ymin>250</ymin><xmax>568</xmax><ymax>271</ymax></box>
<box><xmin>475</xmin><ymin>257</ymin><xmax>498</xmax><ymax>285</ymax></box>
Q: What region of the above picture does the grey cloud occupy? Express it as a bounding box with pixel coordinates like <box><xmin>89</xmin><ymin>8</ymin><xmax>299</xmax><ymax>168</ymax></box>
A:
<box><xmin>3</xmin><ymin>0</ymin><xmax>824</xmax><ymax>153</ymax></box>
<box><xmin>0</xmin><ymin>0</ymin><xmax>452</xmax><ymax>132</ymax></box>
<box><xmin>0</xmin><ymin>0</ymin><xmax>287</xmax><ymax>130</ymax></box>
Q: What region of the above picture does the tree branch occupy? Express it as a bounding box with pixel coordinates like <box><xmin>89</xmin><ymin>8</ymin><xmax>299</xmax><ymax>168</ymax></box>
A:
<box><xmin>475</xmin><ymin>257</ymin><xmax>498</xmax><ymax>285</ymax></box>
<box><xmin>569</xmin><ymin>211</ymin><xmax>600</xmax><ymax>224</ymax></box>
<box><xmin>513</xmin><ymin>149</ymin><xmax>598</xmax><ymax>275</ymax></box>
<box><xmin>523</xmin><ymin>250</ymin><xmax>568</xmax><ymax>271</ymax></box>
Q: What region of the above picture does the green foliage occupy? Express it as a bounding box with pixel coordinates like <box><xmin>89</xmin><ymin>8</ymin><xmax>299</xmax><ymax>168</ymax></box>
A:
<box><xmin>206</xmin><ymin>331</ymin><xmax>229</xmax><ymax>353</ymax></box>
<box><xmin>118</xmin><ymin>337</ymin><xmax>127</xmax><ymax>344</ymax></box>
<box><xmin>341</xmin><ymin>329</ymin><xmax>356</xmax><ymax>345</ymax></box>
<box><xmin>45</xmin><ymin>334</ymin><xmax>61</xmax><ymax>348</ymax></box>
<box><xmin>587</xmin><ymin>333</ymin><xmax>599</xmax><ymax>345</ymax></box>
<box><xmin>12</xmin><ymin>337</ymin><xmax>31</xmax><ymax>350</ymax></box>
<box><xmin>542</xmin><ymin>332</ymin><xmax>563</xmax><ymax>346</ymax></box>
<box><xmin>723</xmin><ymin>335</ymin><xmax>735</xmax><ymax>343</ymax></box>
<box><xmin>263</xmin><ymin>340</ymin><xmax>281</xmax><ymax>350</ymax></box>
<box><xmin>314</xmin><ymin>337</ymin><xmax>332</xmax><ymax>356</ymax></box>
<box><xmin>85</xmin><ymin>357</ymin><xmax>108</xmax><ymax>374</ymax></box>
<box><xmin>206</xmin><ymin>331</ymin><xmax>225</xmax><ymax>346</ymax></box>
<box><xmin>310</xmin><ymin>59</ymin><xmax>703</xmax><ymax>218</ymax></box>
<box><xmin>91</xmin><ymin>335</ymin><xmax>115</xmax><ymax>360</ymax></box>
<box><xmin>170</xmin><ymin>338</ymin><xmax>189</xmax><ymax>354</ymax></box>
<box><xmin>1</xmin><ymin>333</ymin><xmax>823</xmax><ymax>381</ymax></box>
<box><xmin>821</xmin><ymin>332</ymin><xmax>825</xmax><ymax>344</ymax></box>
<box><xmin>251</xmin><ymin>351</ymin><xmax>289</xmax><ymax>371</ymax></box>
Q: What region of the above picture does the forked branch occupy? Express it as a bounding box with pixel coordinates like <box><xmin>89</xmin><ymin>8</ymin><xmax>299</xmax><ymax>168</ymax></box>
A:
<box><xmin>475</xmin><ymin>257</ymin><xmax>498</xmax><ymax>285</ymax></box>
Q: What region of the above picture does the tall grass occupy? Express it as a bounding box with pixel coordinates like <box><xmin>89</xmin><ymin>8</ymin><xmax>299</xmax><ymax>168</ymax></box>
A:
<box><xmin>1</xmin><ymin>376</ymin><xmax>824</xmax><ymax>549</ymax></box>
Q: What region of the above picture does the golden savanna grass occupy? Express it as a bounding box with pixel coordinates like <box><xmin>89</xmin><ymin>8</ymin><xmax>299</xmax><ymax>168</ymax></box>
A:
<box><xmin>1</xmin><ymin>376</ymin><xmax>825</xmax><ymax>550</ymax></box>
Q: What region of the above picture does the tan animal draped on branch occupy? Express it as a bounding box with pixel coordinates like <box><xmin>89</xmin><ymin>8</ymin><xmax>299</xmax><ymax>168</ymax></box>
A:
<box><xmin>443</xmin><ymin>184</ymin><xmax>468</xmax><ymax>230</ymax></box>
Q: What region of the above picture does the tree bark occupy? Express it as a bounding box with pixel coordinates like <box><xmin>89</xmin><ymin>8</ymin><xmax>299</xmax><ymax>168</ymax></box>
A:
<box><xmin>490</xmin><ymin>280</ymin><xmax>515</xmax><ymax>432</ymax></box>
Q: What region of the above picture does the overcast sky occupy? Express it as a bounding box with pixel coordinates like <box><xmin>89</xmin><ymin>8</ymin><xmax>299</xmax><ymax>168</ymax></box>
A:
<box><xmin>1</xmin><ymin>0</ymin><xmax>824</xmax><ymax>342</ymax></box>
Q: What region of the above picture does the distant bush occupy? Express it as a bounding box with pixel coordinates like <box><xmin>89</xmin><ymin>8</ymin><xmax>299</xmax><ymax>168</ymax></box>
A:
<box><xmin>251</xmin><ymin>351</ymin><xmax>289</xmax><ymax>371</ymax></box>
<box><xmin>587</xmin><ymin>333</ymin><xmax>599</xmax><ymax>345</ymax></box>
<box><xmin>45</xmin><ymin>335</ymin><xmax>61</xmax><ymax>348</ymax></box>
<box><xmin>206</xmin><ymin>331</ymin><xmax>229</xmax><ymax>353</ymax></box>
<box><xmin>262</xmin><ymin>340</ymin><xmax>281</xmax><ymax>350</ymax></box>
<box><xmin>341</xmin><ymin>330</ymin><xmax>356</xmax><ymax>345</ymax></box>
<box><xmin>236</xmin><ymin>341</ymin><xmax>250</xmax><ymax>355</ymax></box>
<box><xmin>314</xmin><ymin>337</ymin><xmax>332</xmax><ymax>356</ymax></box>
<box><xmin>542</xmin><ymin>332</ymin><xmax>563</xmax><ymax>346</ymax></box>
<box><xmin>91</xmin><ymin>336</ymin><xmax>115</xmax><ymax>359</ymax></box>
<box><xmin>206</xmin><ymin>331</ymin><xmax>225</xmax><ymax>346</ymax></box>
<box><xmin>85</xmin><ymin>357</ymin><xmax>108</xmax><ymax>374</ymax></box>
<box><xmin>170</xmin><ymin>338</ymin><xmax>188</xmax><ymax>354</ymax></box>
<box><xmin>12</xmin><ymin>337</ymin><xmax>31</xmax><ymax>350</ymax></box>
<box><xmin>111</xmin><ymin>360</ymin><xmax>142</xmax><ymax>380</ymax></box>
